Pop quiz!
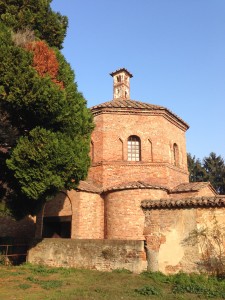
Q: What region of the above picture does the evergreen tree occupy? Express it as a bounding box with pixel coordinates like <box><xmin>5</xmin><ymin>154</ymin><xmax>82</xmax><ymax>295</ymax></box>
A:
<box><xmin>203</xmin><ymin>152</ymin><xmax>225</xmax><ymax>195</ymax></box>
<box><xmin>187</xmin><ymin>152</ymin><xmax>225</xmax><ymax>195</ymax></box>
<box><xmin>0</xmin><ymin>4</ymin><xmax>94</xmax><ymax>217</ymax></box>
<box><xmin>187</xmin><ymin>153</ymin><xmax>206</xmax><ymax>182</ymax></box>
<box><xmin>0</xmin><ymin>0</ymin><xmax>67</xmax><ymax>49</ymax></box>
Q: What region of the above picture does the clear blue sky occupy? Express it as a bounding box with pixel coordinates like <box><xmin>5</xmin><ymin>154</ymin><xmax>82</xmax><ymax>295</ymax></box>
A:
<box><xmin>51</xmin><ymin>0</ymin><xmax>225</xmax><ymax>160</ymax></box>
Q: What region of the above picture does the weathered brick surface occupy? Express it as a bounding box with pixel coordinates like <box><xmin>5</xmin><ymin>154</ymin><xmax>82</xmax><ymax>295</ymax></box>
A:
<box><xmin>105</xmin><ymin>188</ymin><xmax>167</xmax><ymax>240</ymax></box>
<box><xmin>144</xmin><ymin>206</ymin><xmax>225</xmax><ymax>274</ymax></box>
<box><xmin>44</xmin><ymin>192</ymin><xmax>72</xmax><ymax>217</ymax></box>
<box><xmin>28</xmin><ymin>238</ymin><xmax>147</xmax><ymax>273</ymax></box>
<box><xmin>89</xmin><ymin>162</ymin><xmax>188</xmax><ymax>189</ymax></box>
<box><xmin>71</xmin><ymin>191</ymin><xmax>104</xmax><ymax>239</ymax></box>
<box><xmin>35</xmin><ymin>190</ymin><xmax>104</xmax><ymax>239</ymax></box>
<box><xmin>169</xmin><ymin>186</ymin><xmax>216</xmax><ymax>199</ymax></box>
<box><xmin>88</xmin><ymin>112</ymin><xmax>189</xmax><ymax>189</ymax></box>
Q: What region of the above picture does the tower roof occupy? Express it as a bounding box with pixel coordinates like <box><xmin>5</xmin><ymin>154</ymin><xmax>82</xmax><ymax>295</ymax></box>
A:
<box><xmin>91</xmin><ymin>99</ymin><xmax>161</xmax><ymax>110</ymax></box>
<box><xmin>110</xmin><ymin>68</ymin><xmax>133</xmax><ymax>78</ymax></box>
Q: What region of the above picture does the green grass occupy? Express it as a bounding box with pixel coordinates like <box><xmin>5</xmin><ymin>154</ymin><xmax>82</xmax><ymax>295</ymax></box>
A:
<box><xmin>0</xmin><ymin>264</ymin><xmax>225</xmax><ymax>299</ymax></box>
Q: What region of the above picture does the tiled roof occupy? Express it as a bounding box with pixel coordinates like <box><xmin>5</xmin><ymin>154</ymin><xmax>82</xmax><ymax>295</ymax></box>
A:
<box><xmin>141</xmin><ymin>196</ymin><xmax>225</xmax><ymax>209</ymax></box>
<box><xmin>91</xmin><ymin>99</ymin><xmax>163</xmax><ymax>110</ymax></box>
<box><xmin>91</xmin><ymin>99</ymin><xmax>189</xmax><ymax>129</ymax></box>
<box><xmin>77</xmin><ymin>180</ymin><xmax>169</xmax><ymax>194</ymax></box>
<box><xmin>77</xmin><ymin>181</ymin><xmax>102</xmax><ymax>194</ymax></box>
<box><xmin>103</xmin><ymin>181</ymin><xmax>169</xmax><ymax>193</ymax></box>
<box><xmin>170</xmin><ymin>182</ymin><xmax>215</xmax><ymax>193</ymax></box>
<box><xmin>110</xmin><ymin>68</ymin><xmax>133</xmax><ymax>78</ymax></box>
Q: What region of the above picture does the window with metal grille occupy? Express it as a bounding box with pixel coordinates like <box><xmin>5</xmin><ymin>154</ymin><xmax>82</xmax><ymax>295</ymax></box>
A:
<box><xmin>127</xmin><ymin>135</ymin><xmax>141</xmax><ymax>161</ymax></box>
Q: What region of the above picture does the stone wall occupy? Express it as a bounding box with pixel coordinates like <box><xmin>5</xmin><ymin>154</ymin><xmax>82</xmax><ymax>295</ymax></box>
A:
<box><xmin>28</xmin><ymin>239</ymin><xmax>147</xmax><ymax>273</ymax></box>
<box><xmin>144</xmin><ymin>206</ymin><xmax>225</xmax><ymax>274</ymax></box>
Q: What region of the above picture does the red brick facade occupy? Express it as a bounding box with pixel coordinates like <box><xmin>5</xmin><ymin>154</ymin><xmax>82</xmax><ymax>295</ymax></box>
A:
<box><xmin>89</xmin><ymin>103</ymin><xmax>189</xmax><ymax>189</ymax></box>
<box><xmin>3</xmin><ymin>68</ymin><xmax>224</xmax><ymax>274</ymax></box>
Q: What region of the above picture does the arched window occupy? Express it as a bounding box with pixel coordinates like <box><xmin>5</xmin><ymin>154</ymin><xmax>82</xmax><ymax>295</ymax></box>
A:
<box><xmin>173</xmin><ymin>143</ymin><xmax>179</xmax><ymax>166</ymax></box>
<box><xmin>117</xmin><ymin>75</ymin><xmax>121</xmax><ymax>82</ymax></box>
<box><xmin>128</xmin><ymin>135</ymin><xmax>141</xmax><ymax>161</ymax></box>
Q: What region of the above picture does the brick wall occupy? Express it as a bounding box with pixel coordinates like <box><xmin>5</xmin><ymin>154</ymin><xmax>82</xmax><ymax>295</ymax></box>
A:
<box><xmin>28</xmin><ymin>238</ymin><xmax>147</xmax><ymax>273</ymax></box>
<box><xmin>71</xmin><ymin>191</ymin><xmax>104</xmax><ymax>239</ymax></box>
<box><xmin>35</xmin><ymin>190</ymin><xmax>104</xmax><ymax>239</ymax></box>
<box><xmin>105</xmin><ymin>188</ymin><xmax>168</xmax><ymax>240</ymax></box>
<box><xmin>89</xmin><ymin>112</ymin><xmax>189</xmax><ymax>188</ymax></box>
<box><xmin>44</xmin><ymin>192</ymin><xmax>72</xmax><ymax>217</ymax></box>
<box><xmin>89</xmin><ymin>162</ymin><xmax>188</xmax><ymax>189</ymax></box>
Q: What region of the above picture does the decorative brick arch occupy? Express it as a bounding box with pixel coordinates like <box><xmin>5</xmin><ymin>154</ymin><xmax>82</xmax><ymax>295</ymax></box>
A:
<box><xmin>39</xmin><ymin>191</ymin><xmax>73</xmax><ymax>238</ymax></box>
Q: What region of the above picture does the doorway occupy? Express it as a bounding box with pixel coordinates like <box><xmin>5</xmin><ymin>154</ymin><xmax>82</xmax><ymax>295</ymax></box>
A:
<box><xmin>42</xmin><ymin>216</ymin><xmax>71</xmax><ymax>238</ymax></box>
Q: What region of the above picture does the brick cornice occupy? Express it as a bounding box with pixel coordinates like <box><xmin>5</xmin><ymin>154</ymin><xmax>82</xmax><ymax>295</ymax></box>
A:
<box><xmin>91</xmin><ymin>161</ymin><xmax>189</xmax><ymax>175</ymax></box>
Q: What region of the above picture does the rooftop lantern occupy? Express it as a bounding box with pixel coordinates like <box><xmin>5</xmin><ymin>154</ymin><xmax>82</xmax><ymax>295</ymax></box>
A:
<box><xmin>110</xmin><ymin>68</ymin><xmax>133</xmax><ymax>100</ymax></box>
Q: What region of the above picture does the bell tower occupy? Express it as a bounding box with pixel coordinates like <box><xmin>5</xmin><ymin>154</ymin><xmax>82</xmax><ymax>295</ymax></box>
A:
<box><xmin>110</xmin><ymin>68</ymin><xmax>133</xmax><ymax>100</ymax></box>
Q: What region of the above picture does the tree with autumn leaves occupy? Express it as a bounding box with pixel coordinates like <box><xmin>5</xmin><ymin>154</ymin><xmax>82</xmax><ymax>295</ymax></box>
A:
<box><xmin>0</xmin><ymin>1</ymin><xmax>94</xmax><ymax>217</ymax></box>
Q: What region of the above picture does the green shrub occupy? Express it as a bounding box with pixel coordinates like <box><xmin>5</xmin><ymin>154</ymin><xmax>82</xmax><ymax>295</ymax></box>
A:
<box><xmin>172</xmin><ymin>273</ymin><xmax>225</xmax><ymax>298</ymax></box>
<box><xmin>17</xmin><ymin>283</ymin><xmax>31</xmax><ymax>290</ymax></box>
<box><xmin>141</xmin><ymin>271</ymin><xmax>172</xmax><ymax>283</ymax></box>
<box><xmin>135</xmin><ymin>285</ymin><xmax>161</xmax><ymax>296</ymax></box>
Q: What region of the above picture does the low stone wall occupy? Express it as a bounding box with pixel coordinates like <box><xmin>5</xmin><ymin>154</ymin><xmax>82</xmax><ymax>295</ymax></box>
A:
<box><xmin>144</xmin><ymin>206</ymin><xmax>225</xmax><ymax>274</ymax></box>
<box><xmin>28</xmin><ymin>239</ymin><xmax>147</xmax><ymax>273</ymax></box>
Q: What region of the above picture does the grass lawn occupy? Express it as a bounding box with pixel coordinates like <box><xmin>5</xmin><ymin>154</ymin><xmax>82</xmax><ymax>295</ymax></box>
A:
<box><xmin>0</xmin><ymin>264</ymin><xmax>225</xmax><ymax>299</ymax></box>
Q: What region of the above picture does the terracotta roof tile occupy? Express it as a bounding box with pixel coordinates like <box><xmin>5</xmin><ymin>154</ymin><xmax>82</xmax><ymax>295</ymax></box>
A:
<box><xmin>91</xmin><ymin>99</ymin><xmax>162</xmax><ymax>110</ymax></box>
<box><xmin>110</xmin><ymin>68</ymin><xmax>133</xmax><ymax>78</ymax></box>
<box><xmin>91</xmin><ymin>99</ymin><xmax>189</xmax><ymax>129</ymax></box>
<box><xmin>103</xmin><ymin>181</ymin><xmax>169</xmax><ymax>193</ymax></box>
<box><xmin>171</xmin><ymin>182</ymin><xmax>215</xmax><ymax>193</ymax></box>
<box><xmin>141</xmin><ymin>196</ymin><xmax>225</xmax><ymax>209</ymax></box>
<box><xmin>77</xmin><ymin>181</ymin><xmax>102</xmax><ymax>194</ymax></box>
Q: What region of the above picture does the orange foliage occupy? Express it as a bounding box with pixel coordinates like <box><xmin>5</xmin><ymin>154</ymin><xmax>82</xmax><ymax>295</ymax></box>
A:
<box><xmin>26</xmin><ymin>41</ymin><xmax>64</xmax><ymax>89</ymax></box>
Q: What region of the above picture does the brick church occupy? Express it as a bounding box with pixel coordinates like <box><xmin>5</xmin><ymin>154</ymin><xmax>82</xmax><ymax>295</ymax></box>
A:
<box><xmin>2</xmin><ymin>69</ymin><xmax>225</xmax><ymax>273</ymax></box>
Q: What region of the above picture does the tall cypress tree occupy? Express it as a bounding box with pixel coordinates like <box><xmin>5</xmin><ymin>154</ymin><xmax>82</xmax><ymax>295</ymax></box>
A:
<box><xmin>0</xmin><ymin>3</ymin><xmax>94</xmax><ymax>218</ymax></box>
